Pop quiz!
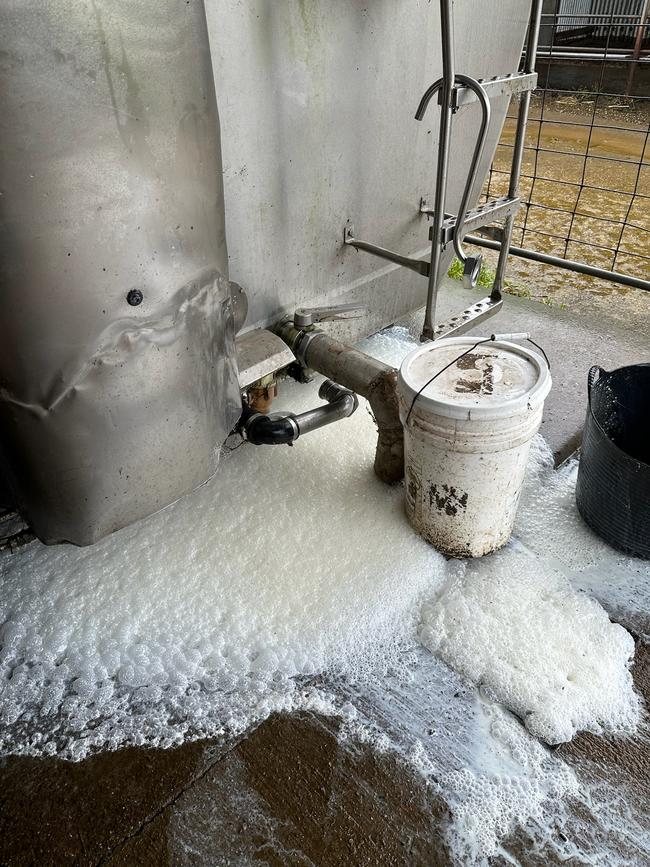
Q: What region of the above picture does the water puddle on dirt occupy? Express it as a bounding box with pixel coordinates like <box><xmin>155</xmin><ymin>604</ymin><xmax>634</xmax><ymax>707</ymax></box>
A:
<box><xmin>484</xmin><ymin>100</ymin><xmax>650</xmax><ymax>329</ymax></box>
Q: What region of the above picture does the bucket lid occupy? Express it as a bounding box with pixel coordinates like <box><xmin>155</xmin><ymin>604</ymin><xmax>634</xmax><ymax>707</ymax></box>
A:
<box><xmin>397</xmin><ymin>337</ymin><xmax>552</xmax><ymax>421</ymax></box>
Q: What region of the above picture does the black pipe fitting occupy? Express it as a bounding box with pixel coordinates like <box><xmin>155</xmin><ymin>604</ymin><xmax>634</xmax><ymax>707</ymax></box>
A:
<box><xmin>241</xmin><ymin>379</ymin><xmax>358</xmax><ymax>446</ymax></box>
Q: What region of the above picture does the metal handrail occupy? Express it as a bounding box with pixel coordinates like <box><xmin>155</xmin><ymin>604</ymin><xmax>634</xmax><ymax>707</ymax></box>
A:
<box><xmin>418</xmin><ymin>0</ymin><xmax>455</xmax><ymax>341</ymax></box>
<box><xmin>466</xmin><ymin>233</ymin><xmax>650</xmax><ymax>293</ymax></box>
<box><xmin>416</xmin><ymin>73</ymin><xmax>491</xmax><ymax>271</ymax></box>
<box><xmin>449</xmin><ymin>75</ymin><xmax>491</xmax><ymax>265</ymax></box>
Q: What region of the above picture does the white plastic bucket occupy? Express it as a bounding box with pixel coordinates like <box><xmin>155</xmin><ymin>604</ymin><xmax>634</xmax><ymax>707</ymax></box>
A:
<box><xmin>397</xmin><ymin>337</ymin><xmax>552</xmax><ymax>557</ymax></box>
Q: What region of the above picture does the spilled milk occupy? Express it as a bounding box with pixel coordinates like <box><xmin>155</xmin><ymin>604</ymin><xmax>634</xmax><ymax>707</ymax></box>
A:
<box><xmin>0</xmin><ymin>325</ymin><xmax>648</xmax><ymax>864</ymax></box>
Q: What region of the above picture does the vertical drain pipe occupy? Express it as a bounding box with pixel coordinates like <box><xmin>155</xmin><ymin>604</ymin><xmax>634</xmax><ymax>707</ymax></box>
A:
<box><xmin>277</xmin><ymin>322</ymin><xmax>404</xmax><ymax>484</ymax></box>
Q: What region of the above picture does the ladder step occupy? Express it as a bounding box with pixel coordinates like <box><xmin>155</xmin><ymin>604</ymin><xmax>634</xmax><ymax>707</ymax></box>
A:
<box><xmin>443</xmin><ymin>72</ymin><xmax>537</xmax><ymax>110</ymax></box>
<box><xmin>434</xmin><ymin>295</ymin><xmax>503</xmax><ymax>339</ymax></box>
<box><xmin>424</xmin><ymin>196</ymin><xmax>520</xmax><ymax>245</ymax></box>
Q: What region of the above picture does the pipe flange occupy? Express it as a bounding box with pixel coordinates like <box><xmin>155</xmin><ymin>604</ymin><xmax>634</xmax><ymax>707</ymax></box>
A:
<box><xmin>293</xmin><ymin>328</ymin><xmax>324</xmax><ymax>366</ymax></box>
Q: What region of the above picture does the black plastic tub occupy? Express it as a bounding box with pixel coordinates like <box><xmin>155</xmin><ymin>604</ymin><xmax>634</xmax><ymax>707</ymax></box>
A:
<box><xmin>576</xmin><ymin>364</ymin><xmax>650</xmax><ymax>559</ymax></box>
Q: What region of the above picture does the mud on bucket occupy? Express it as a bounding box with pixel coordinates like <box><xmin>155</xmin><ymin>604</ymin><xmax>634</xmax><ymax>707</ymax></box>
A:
<box><xmin>397</xmin><ymin>337</ymin><xmax>552</xmax><ymax>558</ymax></box>
<box><xmin>576</xmin><ymin>364</ymin><xmax>650</xmax><ymax>560</ymax></box>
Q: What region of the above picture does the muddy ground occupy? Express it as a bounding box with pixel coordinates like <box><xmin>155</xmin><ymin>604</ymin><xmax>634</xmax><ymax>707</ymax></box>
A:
<box><xmin>477</xmin><ymin>98</ymin><xmax>650</xmax><ymax>329</ymax></box>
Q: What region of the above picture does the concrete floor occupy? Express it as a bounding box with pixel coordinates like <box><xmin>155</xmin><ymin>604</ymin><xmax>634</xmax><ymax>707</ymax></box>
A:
<box><xmin>0</xmin><ymin>285</ymin><xmax>649</xmax><ymax>866</ymax></box>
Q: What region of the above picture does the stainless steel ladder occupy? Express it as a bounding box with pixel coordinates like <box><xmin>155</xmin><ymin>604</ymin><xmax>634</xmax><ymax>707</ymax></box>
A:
<box><xmin>344</xmin><ymin>0</ymin><xmax>543</xmax><ymax>342</ymax></box>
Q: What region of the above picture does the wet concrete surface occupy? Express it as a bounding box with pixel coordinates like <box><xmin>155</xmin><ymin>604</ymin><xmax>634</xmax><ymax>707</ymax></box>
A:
<box><xmin>0</xmin><ymin>711</ymin><xmax>453</xmax><ymax>867</ymax></box>
<box><xmin>1</xmin><ymin>645</ymin><xmax>648</xmax><ymax>866</ymax></box>
<box><xmin>0</xmin><ymin>738</ymin><xmax>244</xmax><ymax>865</ymax></box>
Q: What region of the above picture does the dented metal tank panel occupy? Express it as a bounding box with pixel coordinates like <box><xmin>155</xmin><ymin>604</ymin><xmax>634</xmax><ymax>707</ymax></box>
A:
<box><xmin>207</xmin><ymin>0</ymin><xmax>532</xmax><ymax>339</ymax></box>
<box><xmin>0</xmin><ymin>0</ymin><xmax>241</xmax><ymax>545</ymax></box>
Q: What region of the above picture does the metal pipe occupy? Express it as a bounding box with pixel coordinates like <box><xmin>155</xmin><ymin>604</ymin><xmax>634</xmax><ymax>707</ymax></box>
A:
<box><xmin>276</xmin><ymin>322</ymin><xmax>404</xmax><ymax>484</ymax></box>
<box><xmin>343</xmin><ymin>230</ymin><xmax>430</xmax><ymax>277</ymax></box>
<box><xmin>536</xmin><ymin>50</ymin><xmax>650</xmax><ymax>62</ymax></box>
<box><xmin>417</xmin><ymin>73</ymin><xmax>490</xmax><ymax>290</ymax></box>
<box><xmin>525</xmin><ymin>0</ymin><xmax>543</xmax><ymax>76</ymax></box>
<box><xmin>295</xmin><ymin>380</ymin><xmax>358</xmax><ymax>436</ymax></box>
<box><xmin>420</xmin><ymin>0</ymin><xmax>455</xmax><ymax>341</ymax></box>
<box><xmin>625</xmin><ymin>0</ymin><xmax>650</xmax><ymax>95</ymax></box>
<box><xmin>242</xmin><ymin>380</ymin><xmax>358</xmax><ymax>446</ymax></box>
<box><xmin>450</xmin><ymin>75</ymin><xmax>491</xmax><ymax>265</ymax></box>
<box><xmin>465</xmin><ymin>233</ymin><xmax>650</xmax><ymax>293</ymax></box>
<box><xmin>510</xmin><ymin>0</ymin><xmax>543</xmax><ymax>199</ymax></box>
<box><xmin>493</xmin><ymin>0</ymin><xmax>543</xmax><ymax>300</ymax></box>
<box><xmin>414</xmin><ymin>80</ymin><xmax>444</xmax><ymax>120</ymax></box>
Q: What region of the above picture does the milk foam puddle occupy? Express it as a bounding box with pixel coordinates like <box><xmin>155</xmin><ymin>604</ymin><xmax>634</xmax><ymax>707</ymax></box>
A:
<box><xmin>1</xmin><ymin>326</ymin><xmax>648</xmax><ymax>863</ymax></box>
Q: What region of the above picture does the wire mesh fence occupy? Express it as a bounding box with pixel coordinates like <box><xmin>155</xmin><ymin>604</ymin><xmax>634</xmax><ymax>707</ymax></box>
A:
<box><xmin>483</xmin><ymin>3</ymin><xmax>650</xmax><ymax>292</ymax></box>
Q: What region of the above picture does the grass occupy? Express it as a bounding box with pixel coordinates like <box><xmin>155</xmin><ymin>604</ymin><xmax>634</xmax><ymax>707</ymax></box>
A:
<box><xmin>447</xmin><ymin>257</ymin><xmax>495</xmax><ymax>288</ymax></box>
<box><xmin>446</xmin><ymin>258</ymin><xmax>566</xmax><ymax>309</ymax></box>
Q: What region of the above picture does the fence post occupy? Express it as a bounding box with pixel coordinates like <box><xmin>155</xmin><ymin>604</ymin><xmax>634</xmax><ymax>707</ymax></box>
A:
<box><xmin>626</xmin><ymin>0</ymin><xmax>650</xmax><ymax>96</ymax></box>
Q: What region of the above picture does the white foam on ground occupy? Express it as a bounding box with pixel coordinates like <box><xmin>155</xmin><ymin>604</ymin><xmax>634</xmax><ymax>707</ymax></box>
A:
<box><xmin>336</xmin><ymin>650</ymin><xmax>581</xmax><ymax>864</ymax></box>
<box><xmin>0</xmin><ymin>324</ymin><xmax>646</xmax><ymax>863</ymax></box>
<box><xmin>418</xmin><ymin>545</ymin><xmax>639</xmax><ymax>744</ymax></box>
<box><xmin>0</xmin><ymin>375</ymin><xmax>443</xmax><ymax>758</ymax></box>
<box><xmin>516</xmin><ymin>455</ymin><xmax>650</xmax><ymax>641</ymax></box>
<box><xmin>437</xmin><ymin>701</ymin><xmax>578</xmax><ymax>863</ymax></box>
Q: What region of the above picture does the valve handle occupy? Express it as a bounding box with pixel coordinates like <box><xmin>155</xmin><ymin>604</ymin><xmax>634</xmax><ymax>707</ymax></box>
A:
<box><xmin>294</xmin><ymin>303</ymin><xmax>366</xmax><ymax>328</ymax></box>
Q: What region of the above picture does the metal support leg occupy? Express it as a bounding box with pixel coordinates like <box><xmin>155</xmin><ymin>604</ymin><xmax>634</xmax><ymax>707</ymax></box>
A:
<box><xmin>493</xmin><ymin>0</ymin><xmax>543</xmax><ymax>298</ymax></box>
<box><xmin>421</xmin><ymin>0</ymin><xmax>455</xmax><ymax>342</ymax></box>
<box><xmin>491</xmin><ymin>218</ymin><xmax>510</xmax><ymax>300</ymax></box>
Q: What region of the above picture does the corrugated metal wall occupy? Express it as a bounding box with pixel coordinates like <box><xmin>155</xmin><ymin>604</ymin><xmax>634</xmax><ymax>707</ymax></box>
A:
<box><xmin>557</xmin><ymin>0</ymin><xmax>645</xmax><ymax>38</ymax></box>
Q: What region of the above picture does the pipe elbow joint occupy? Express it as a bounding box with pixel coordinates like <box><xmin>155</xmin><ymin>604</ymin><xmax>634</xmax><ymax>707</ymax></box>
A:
<box><xmin>242</xmin><ymin>411</ymin><xmax>299</xmax><ymax>446</ymax></box>
<box><xmin>240</xmin><ymin>379</ymin><xmax>358</xmax><ymax>446</ymax></box>
<box><xmin>318</xmin><ymin>379</ymin><xmax>358</xmax><ymax>417</ymax></box>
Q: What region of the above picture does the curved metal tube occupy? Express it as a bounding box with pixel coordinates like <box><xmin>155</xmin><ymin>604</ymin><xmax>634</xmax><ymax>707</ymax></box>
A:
<box><xmin>242</xmin><ymin>380</ymin><xmax>358</xmax><ymax>446</ymax></box>
<box><xmin>414</xmin><ymin>79</ymin><xmax>444</xmax><ymax>121</ymax></box>
<box><xmin>414</xmin><ymin>70</ymin><xmax>491</xmax><ymax>302</ymax></box>
<box><xmin>451</xmin><ymin>74</ymin><xmax>491</xmax><ymax>265</ymax></box>
<box><xmin>275</xmin><ymin>320</ymin><xmax>404</xmax><ymax>483</ymax></box>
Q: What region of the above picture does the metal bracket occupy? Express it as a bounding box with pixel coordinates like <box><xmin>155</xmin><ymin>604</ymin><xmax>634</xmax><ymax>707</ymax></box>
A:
<box><xmin>422</xmin><ymin>196</ymin><xmax>520</xmax><ymax>245</ymax></box>
<box><xmin>236</xmin><ymin>329</ymin><xmax>296</xmax><ymax>390</ymax></box>
<box><xmin>343</xmin><ymin>224</ymin><xmax>430</xmax><ymax>277</ymax></box>
<box><xmin>433</xmin><ymin>295</ymin><xmax>503</xmax><ymax>339</ymax></box>
<box><xmin>443</xmin><ymin>72</ymin><xmax>538</xmax><ymax>110</ymax></box>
